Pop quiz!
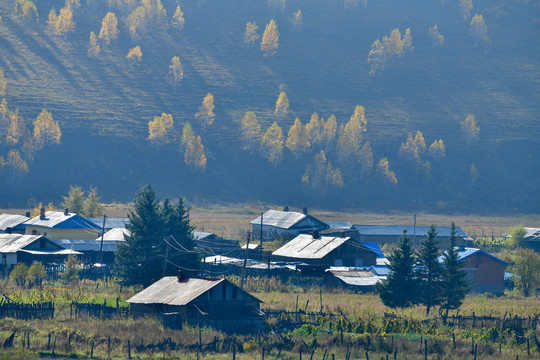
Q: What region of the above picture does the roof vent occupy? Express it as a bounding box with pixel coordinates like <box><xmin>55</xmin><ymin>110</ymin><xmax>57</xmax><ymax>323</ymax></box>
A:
<box><xmin>40</xmin><ymin>208</ymin><xmax>45</xmax><ymax>220</ymax></box>
<box><xmin>283</xmin><ymin>206</ymin><xmax>289</xmax><ymax>212</ymax></box>
<box><xmin>313</xmin><ymin>230</ymin><xmax>320</xmax><ymax>239</ymax></box>
<box><xmin>25</xmin><ymin>211</ymin><xmax>30</xmax><ymax>218</ymax></box>
<box><xmin>64</xmin><ymin>208</ymin><xmax>69</xmax><ymax>216</ymax></box>
<box><xmin>303</xmin><ymin>207</ymin><xmax>308</xmax><ymax>215</ymax></box>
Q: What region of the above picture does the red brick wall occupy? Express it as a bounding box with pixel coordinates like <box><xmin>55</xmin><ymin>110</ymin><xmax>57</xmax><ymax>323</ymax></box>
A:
<box><xmin>462</xmin><ymin>253</ymin><xmax>505</xmax><ymax>285</ymax></box>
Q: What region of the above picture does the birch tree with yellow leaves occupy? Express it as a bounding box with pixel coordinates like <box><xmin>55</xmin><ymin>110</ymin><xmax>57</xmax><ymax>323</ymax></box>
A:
<box><xmin>33</xmin><ymin>109</ymin><xmax>61</xmax><ymax>151</ymax></box>
<box><xmin>286</xmin><ymin>117</ymin><xmax>309</xmax><ymax>158</ymax></box>
<box><xmin>306</xmin><ymin>112</ymin><xmax>322</xmax><ymax>149</ymax></box>
<box><xmin>98</xmin><ymin>12</ymin><xmax>119</xmax><ymax>45</ymax></box>
<box><xmin>195</xmin><ymin>93</ymin><xmax>215</xmax><ymax>128</ymax></box>
<box><xmin>88</xmin><ymin>31</ymin><xmax>100</xmax><ymax>57</ymax></box>
<box><xmin>171</xmin><ymin>5</ymin><xmax>185</xmax><ymax>31</ymax></box>
<box><xmin>261</xmin><ymin>19</ymin><xmax>279</xmax><ymax>56</ymax></box>
<box><xmin>181</xmin><ymin>122</ymin><xmax>206</xmax><ymax>172</ymax></box>
<box><xmin>428</xmin><ymin>139</ymin><xmax>445</xmax><ymax>160</ymax></box>
<box><xmin>244</xmin><ymin>22</ymin><xmax>259</xmax><ymax>45</ymax></box>
<box><xmin>302</xmin><ymin>151</ymin><xmax>343</xmax><ymax>193</ymax></box>
<box><xmin>126</xmin><ymin>45</ymin><xmax>142</xmax><ymax>65</ymax></box>
<box><xmin>461</xmin><ymin>114</ymin><xmax>479</xmax><ymax>147</ymax></box>
<box><xmin>147</xmin><ymin>113</ymin><xmax>174</xmax><ymax>148</ymax></box>
<box><xmin>377</xmin><ymin>157</ymin><xmax>397</xmax><ymax>193</ymax></box>
<box><xmin>321</xmin><ymin>114</ymin><xmax>337</xmax><ymax>151</ymax></box>
<box><xmin>274</xmin><ymin>91</ymin><xmax>289</xmax><ymax>120</ymax></box>
<box><xmin>240</xmin><ymin>111</ymin><xmax>261</xmax><ymax>151</ymax></box>
<box><xmin>260</xmin><ymin>122</ymin><xmax>284</xmax><ymax>165</ymax></box>
<box><xmin>169</xmin><ymin>56</ymin><xmax>183</xmax><ymax>94</ymax></box>
<box><xmin>337</xmin><ymin>105</ymin><xmax>367</xmax><ymax>172</ymax></box>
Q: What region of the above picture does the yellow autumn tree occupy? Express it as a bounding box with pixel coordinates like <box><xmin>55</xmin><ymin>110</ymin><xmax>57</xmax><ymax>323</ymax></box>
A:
<box><xmin>302</xmin><ymin>151</ymin><xmax>343</xmax><ymax>193</ymax></box>
<box><xmin>7</xmin><ymin>149</ymin><xmax>28</xmax><ymax>178</ymax></box>
<box><xmin>0</xmin><ymin>69</ymin><xmax>6</xmax><ymax>97</ymax></box>
<box><xmin>33</xmin><ymin>109</ymin><xmax>61</xmax><ymax>151</ymax></box>
<box><xmin>181</xmin><ymin>122</ymin><xmax>195</xmax><ymax>149</ymax></box>
<box><xmin>184</xmin><ymin>135</ymin><xmax>207</xmax><ymax>172</ymax></box>
<box><xmin>414</xmin><ymin>130</ymin><xmax>426</xmax><ymax>156</ymax></box>
<box><xmin>6</xmin><ymin>110</ymin><xmax>24</xmax><ymax>147</ymax></box>
<box><xmin>171</xmin><ymin>5</ymin><xmax>185</xmax><ymax>31</ymax></box>
<box><xmin>399</xmin><ymin>133</ymin><xmax>419</xmax><ymax>162</ymax></box>
<box><xmin>127</xmin><ymin>6</ymin><xmax>148</xmax><ymax>39</ymax></box>
<box><xmin>14</xmin><ymin>0</ymin><xmax>38</xmax><ymax>23</ymax></box>
<box><xmin>291</xmin><ymin>9</ymin><xmax>302</xmax><ymax>28</ymax></box>
<box><xmin>459</xmin><ymin>0</ymin><xmax>473</xmax><ymax>21</ymax></box>
<box><xmin>377</xmin><ymin>157</ymin><xmax>397</xmax><ymax>193</ymax></box>
<box><xmin>367</xmin><ymin>39</ymin><xmax>384</xmax><ymax>75</ymax></box>
<box><xmin>428</xmin><ymin>139</ymin><xmax>445</xmax><ymax>160</ymax></box>
<box><xmin>126</xmin><ymin>45</ymin><xmax>142</xmax><ymax>65</ymax></box>
<box><xmin>260</xmin><ymin>122</ymin><xmax>284</xmax><ymax>165</ymax></box>
<box><xmin>88</xmin><ymin>31</ymin><xmax>100</xmax><ymax>57</ymax></box>
<box><xmin>358</xmin><ymin>141</ymin><xmax>373</xmax><ymax>180</ymax></box>
<box><xmin>403</xmin><ymin>28</ymin><xmax>413</xmax><ymax>53</ymax></box>
<box><xmin>244</xmin><ymin>22</ymin><xmax>259</xmax><ymax>45</ymax></box>
<box><xmin>169</xmin><ymin>56</ymin><xmax>183</xmax><ymax>94</ymax></box>
<box><xmin>274</xmin><ymin>91</ymin><xmax>289</xmax><ymax>119</ymax></box>
<box><xmin>321</xmin><ymin>114</ymin><xmax>337</xmax><ymax>151</ymax></box>
<box><xmin>261</xmin><ymin>19</ymin><xmax>279</xmax><ymax>56</ymax></box>
<box><xmin>286</xmin><ymin>117</ymin><xmax>309</xmax><ymax>158</ymax></box>
<box><xmin>470</xmin><ymin>14</ymin><xmax>489</xmax><ymax>49</ymax></box>
<box><xmin>337</xmin><ymin>105</ymin><xmax>367</xmax><ymax>169</ymax></box>
<box><xmin>47</xmin><ymin>8</ymin><xmax>59</xmax><ymax>35</ymax></box>
<box><xmin>305</xmin><ymin>112</ymin><xmax>322</xmax><ymax>149</ymax></box>
<box><xmin>147</xmin><ymin>113</ymin><xmax>174</xmax><ymax>148</ymax></box>
<box><xmin>429</xmin><ymin>25</ymin><xmax>444</xmax><ymax>48</ymax></box>
<box><xmin>461</xmin><ymin>114</ymin><xmax>480</xmax><ymax>146</ymax></box>
<box><xmin>383</xmin><ymin>28</ymin><xmax>403</xmax><ymax>62</ymax></box>
<box><xmin>240</xmin><ymin>111</ymin><xmax>261</xmax><ymax>151</ymax></box>
<box><xmin>98</xmin><ymin>12</ymin><xmax>119</xmax><ymax>45</ymax></box>
<box><xmin>195</xmin><ymin>93</ymin><xmax>215</xmax><ymax>128</ymax></box>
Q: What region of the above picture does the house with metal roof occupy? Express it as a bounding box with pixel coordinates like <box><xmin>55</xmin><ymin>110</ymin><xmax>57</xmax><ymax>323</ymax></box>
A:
<box><xmin>88</xmin><ymin>218</ymin><xmax>129</xmax><ymax>231</ymax></box>
<box><xmin>193</xmin><ymin>231</ymin><xmax>241</xmax><ymax>257</ymax></box>
<box><xmin>272</xmin><ymin>232</ymin><xmax>379</xmax><ymax>268</ymax></box>
<box><xmin>324</xmin><ymin>268</ymin><xmax>386</xmax><ymax>292</ymax></box>
<box><xmin>52</xmin><ymin>239</ymin><xmax>121</xmax><ymax>265</ymax></box>
<box><xmin>127</xmin><ymin>273</ymin><xmax>264</xmax><ymax>333</ymax></box>
<box><xmin>250</xmin><ymin>209</ymin><xmax>329</xmax><ymax>241</ymax></box>
<box><xmin>519</xmin><ymin>227</ymin><xmax>540</xmax><ymax>251</ymax></box>
<box><xmin>454</xmin><ymin>247</ymin><xmax>508</xmax><ymax>295</ymax></box>
<box><xmin>352</xmin><ymin>224</ymin><xmax>467</xmax><ymax>246</ymax></box>
<box><xmin>25</xmin><ymin>209</ymin><xmax>101</xmax><ymax>240</ymax></box>
<box><xmin>0</xmin><ymin>213</ymin><xmax>30</xmax><ymax>234</ymax></box>
<box><xmin>0</xmin><ymin>234</ymin><xmax>81</xmax><ymax>267</ymax></box>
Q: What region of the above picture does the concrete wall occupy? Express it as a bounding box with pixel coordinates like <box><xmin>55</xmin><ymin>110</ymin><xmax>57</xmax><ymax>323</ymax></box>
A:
<box><xmin>26</xmin><ymin>226</ymin><xmax>99</xmax><ymax>240</ymax></box>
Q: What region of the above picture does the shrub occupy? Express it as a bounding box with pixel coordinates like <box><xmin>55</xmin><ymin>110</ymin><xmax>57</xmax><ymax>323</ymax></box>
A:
<box><xmin>9</xmin><ymin>263</ymin><xmax>28</xmax><ymax>287</ymax></box>
<box><xmin>61</xmin><ymin>255</ymin><xmax>80</xmax><ymax>285</ymax></box>
<box><xmin>26</xmin><ymin>261</ymin><xmax>47</xmax><ymax>288</ymax></box>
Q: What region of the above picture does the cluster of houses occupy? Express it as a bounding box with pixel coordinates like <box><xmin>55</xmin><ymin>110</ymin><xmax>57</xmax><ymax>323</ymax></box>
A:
<box><xmin>0</xmin><ymin>206</ymin><xmax>518</xmax><ymax>332</ymax></box>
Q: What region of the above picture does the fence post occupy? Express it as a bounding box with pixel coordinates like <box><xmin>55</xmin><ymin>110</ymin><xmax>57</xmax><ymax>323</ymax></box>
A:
<box><xmin>474</xmin><ymin>343</ymin><xmax>477</xmax><ymax>360</ymax></box>
<box><xmin>365</xmin><ymin>351</ymin><xmax>369</xmax><ymax>360</ymax></box>
<box><xmin>52</xmin><ymin>337</ymin><xmax>56</xmax><ymax>356</ymax></box>
<box><xmin>108</xmin><ymin>336</ymin><xmax>110</xmax><ymax>352</ymax></box>
<box><xmin>47</xmin><ymin>333</ymin><xmax>51</xmax><ymax>349</ymax></box>
<box><xmin>424</xmin><ymin>339</ymin><xmax>427</xmax><ymax>360</ymax></box>
<box><xmin>452</xmin><ymin>333</ymin><xmax>456</xmax><ymax>348</ymax></box>
<box><xmin>128</xmin><ymin>339</ymin><xmax>131</xmax><ymax>359</ymax></box>
<box><xmin>91</xmin><ymin>342</ymin><xmax>94</xmax><ymax>358</ymax></box>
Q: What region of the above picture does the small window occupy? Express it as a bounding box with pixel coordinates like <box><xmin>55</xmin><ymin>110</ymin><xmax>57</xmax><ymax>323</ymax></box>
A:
<box><xmin>31</xmin><ymin>230</ymin><xmax>37</xmax><ymax>235</ymax></box>
<box><xmin>44</xmin><ymin>232</ymin><xmax>47</xmax><ymax>237</ymax></box>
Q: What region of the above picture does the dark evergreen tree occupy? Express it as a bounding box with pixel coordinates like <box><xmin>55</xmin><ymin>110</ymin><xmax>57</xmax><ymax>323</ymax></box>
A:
<box><xmin>416</xmin><ymin>224</ymin><xmax>443</xmax><ymax>315</ymax></box>
<box><xmin>115</xmin><ymin>184</ymin><xmax>163</xmax><ymax>286</ymax></box>
<box><xmin>440</xmin><ymin>223</ymin><xmax>470</xmax><ymax>317</ymax></box>
<box><xmin>161</xmin><ymin>197</ymin><xmax>200</xmax><ymax>277</ymax></box>
<box><xmin>376</xmin><ymin>229</ymin><xmax>418</xmax><ymax>308</ymax></box>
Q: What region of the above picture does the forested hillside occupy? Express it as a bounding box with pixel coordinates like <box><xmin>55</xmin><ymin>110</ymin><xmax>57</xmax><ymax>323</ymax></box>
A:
<box><xmin>0</xmin><ymin>0</ymin><xmax>538</xmax><ymax>212</ymax></box>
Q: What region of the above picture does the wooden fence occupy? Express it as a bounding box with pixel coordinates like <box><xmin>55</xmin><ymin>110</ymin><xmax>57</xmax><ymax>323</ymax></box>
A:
<box><xmin>70</xmin><ymin>301</ymin><xmax>130</xmax><ymax>319</ymax></box>
<box><xmin>0</xmin><ymin>300</ymin><xmax>54</xmax><ymax>320</ymax></box>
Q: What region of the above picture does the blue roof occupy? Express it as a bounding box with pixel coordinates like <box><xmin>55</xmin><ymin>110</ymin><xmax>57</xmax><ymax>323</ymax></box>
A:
<box><xmin>360</xmin><ymin>242</ymin><xmax>384</xmax><ymax>258</ymax></box>
<box><xmin>369</xmin><ymin>265</ymin><xmax>390</xmax><ymax>276</ymax></box>
<box><xmin>88</xmin><ymin>218</ymin><xmax>129</xmax><ymax>229</ymax></box>
<box><xmin>457</xmin><ymin>247</ymin><xmax>508</xmax><ymax>265</ymax></box>
<box><xmin>353</xmin><ymin>225</ymin><xmax>467</xmax><ymax>238</ymax></box>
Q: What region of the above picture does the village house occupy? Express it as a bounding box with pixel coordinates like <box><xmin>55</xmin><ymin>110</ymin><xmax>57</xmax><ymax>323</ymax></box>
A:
<box><xmin>520</xmin><ymin>227</ymin><xmax>540</xmax><ymax>251</ymax></box>
<box><xmin>194</xmin><ymin>231</ymin><xmax>241</xmax><ymax>257</ymax></box>
<box><xmin>324</xmin><ymin>268</ymin><xmax>386</xmax><ymax>292</ymax></box>
<box><xmin>0</xmin><ymin>234</ymin><xmax>81</xmax><ymax>268</ymax></box>
<box><xmin>127</xmin><ymin>272</ymin><xmax>264</xmax><ymax>333</ymax></box>
<box><xmin>25</xmin><ymin>209</ymin><xmax>101</xmax><ymax>240</ymax></box>
<box><xmin>456</xmin><ymin>247</ymin><xmax>508</xmax><ymax>295</ymax></box>
<box><xmin>352</xmin><ymin>224</ymin><xmax>467</xmax><ymax>246</ymax></box>
<box><xmin>88</xmin><ymin>218</ymin><xmax>129</xmax><ymax>232</ymax></box>
<box><xmin>272</xmin><ymin>232</ymin><xmax>379</xmax><ymax>268</ymax></box>
<box><xmin>250</xmin><ymin>208</ymin><xmax>329</xmax><ymax>242</ymax></box>
<box><xmin>0</xmin><ymin>213</ymin><xmax>30</xmax><ymax>234</ymax></box>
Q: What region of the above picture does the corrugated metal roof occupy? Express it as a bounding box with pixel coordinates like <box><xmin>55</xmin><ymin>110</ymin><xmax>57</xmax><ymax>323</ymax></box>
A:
<box><xmin>193</xmin><ymin>232</ymin><xmax>213</xmax><ymax>240</ymax></box>
<box><xmin>241</xmin><ymin>243</ymin><xmax>260</xmax><ymax>250</ymax></box>
<box><xmin>0</xmin><ymin>234</ymin><xmax>57</xmax><ymax>253</ymax></box>
<box><xmin>204</xmin><ymin>255</ymin><xmax>244</xmax><ymax>265</ymax></box>
<box><xmin>353</xmin><ymin>225</ymin><xmax>467</xmax><ymax>238</ymax></box>
<box><xmin>369</xmin><ymin>265</ymin><xmax>390</xmax><ymax>276</ymax></box>
<box><xmin>360</xmin><ymin>242</ymin><xmax>384</xmax><ymax>258</ymax></box>
<box><xmin>0</xmin><ymin>214</ymin><xmax>29</xmax><ymax>232</ymax></box>
<box><xmin>272</xmin><ymin>234</ymin><xmax>350</xmax><ymax>259</ymax></box>
<box><xmin>249</xmin><ymin>210</ymin><xmax>306</xmax><ymax>229</ymax></box>
<box><xmin>20</xmin><ymin>249</ymin><xmax>82</xmax><ymax>255</ymax></box>
<box><xmin>335</xmin><ymin>275</ymin><xmax>386</xmax><ymax>286</ymax></box>
<box><xmin>524</xmin><ymin>227</ymin><xmax>540</xmax><ymax>241</ymax></box>
<box><xmin>324</xmin><ymin>221</ymin><xmax>353</xmax><ymax>230</ymax></box>
<box><xmin>127</xmin><ymin>276</ymin><xmax>262</xmax><ymax>306</ymax></box>
<box><xmin>457</xmin><ymin>247</ymin><xmax>508</xmax><ymax>265</ymax></box>
<box><xmin>52</xmin><ymin>239</ymin><xmax>119</xmax><ymax>252</ymax></box>
<box><xmin>101</xmin><ymin>228</ymin><xmax>129</xmax><ymax>241</ymax></box>
<box><xmin>88</xmin><ymin>218</ymin><xmax>129</xmax><ymax>229</ymax></box>
<box><xmin>26</xmin><ymin>211</ymin><xmax>100</xmax><ymax>229</ymax></box>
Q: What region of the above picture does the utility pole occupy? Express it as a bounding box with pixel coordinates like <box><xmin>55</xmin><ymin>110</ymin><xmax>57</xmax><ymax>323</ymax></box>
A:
<box><xmin>413</xmin><ymin>213</ymin><xmax>417</xmax><ymax>247</ymax></box>
<box><xmin>240</xmin><ymin>231</ymin><xmax>251</xmax><ymax>290</ymax></box>
<box><xmin>163</xmin><ymin>236</ymin><xmax>170</xmax><ymax>277</ymax></box>
<box><xmin>260</xmin><ymin>212</ymin><xmax>263</xmax><ymax>247</ymax></box>
<box><xmin>99</xmin><ymin>214</ymin><xmax>107</xmax><ymax>264</ymax></box>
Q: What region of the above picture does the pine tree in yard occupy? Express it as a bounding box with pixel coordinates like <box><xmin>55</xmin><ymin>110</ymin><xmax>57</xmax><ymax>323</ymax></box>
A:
<box><xmin>161</xmin><ymin>198</ymin><xmax>200</xmax><ymax>277</ymax></box>
<box><xmin>115</xmin><ymin>184</ymin><xmax>163</xmax><ymax>286</ymax></box>
<box><xmin>416</xmin><ymin>224</ymin><xmax>444</xmax><ymax>315</ymax></box>
<box><xmin>376</xmin><ymin>229</ymin><xmax>418</xmax><ymax>309</ymax></box>
<box><xmin>440</xmin><ymin>223</ymin><xmax>470</xmax><ymax>317</ymax></box>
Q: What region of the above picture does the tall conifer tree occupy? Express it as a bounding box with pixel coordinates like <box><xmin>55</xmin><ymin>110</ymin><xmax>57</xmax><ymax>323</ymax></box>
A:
<box><xmin>376</xmin><ymin>229</ymin><xmax>417</xmax><ymax>308</ymax></box>
<box><xmin>416</xmin><ymin>224</ymin><xmax>443</xmax><ymax>315</ymax></box>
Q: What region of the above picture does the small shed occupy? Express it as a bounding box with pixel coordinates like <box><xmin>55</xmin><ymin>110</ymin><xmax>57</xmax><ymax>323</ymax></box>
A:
<box><xmin>272</xmin><ymin>233</ymin><xmax>378</xmax><ymax>268</ymax></box>
<box><xmin>127</xmin><ymin>274</ymin><xmax>264</xmax><ymax>333</ymax></box>
<box><xmin>250</xmin><ymin>209</ymin><xmax>328</xmax><ymax>241</ymax></box>
<box><xmin>324</xmin><ymin>268</ymin><xmax>386</xmax><ymax>292</ymax></box>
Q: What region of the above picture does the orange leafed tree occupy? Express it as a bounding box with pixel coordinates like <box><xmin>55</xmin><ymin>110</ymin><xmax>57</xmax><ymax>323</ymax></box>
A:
<box><xmin>99</xmin><ymin>12</ymin><xmax>119</xmax><ymax>45</ymax></box>
<box><xmin>147</xmin><ymin>113</ymin><xmax>174</xmax><ymax>148</ymax></box>
<box><xmin>126</xmin><ymin>45</ymin><xmax>143</xmax><ymax>64</ymax></box>
<box><xmin>261</xmin><ymin>19</ymin><xmax>279</xmax><ymax>56</ymax></box>
<box><xmin>286</xmin><ymin>117</ymin><xmax>309</xmax><ymax>158</ymax></box>
<box><xmin>260</xmin><ymin>122</ymin><xmax>284</xmax><ymax>165</ymax></box>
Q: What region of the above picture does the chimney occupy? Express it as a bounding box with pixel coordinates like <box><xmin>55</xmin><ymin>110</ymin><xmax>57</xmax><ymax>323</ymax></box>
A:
<box><xmin>40</xmin><ymin>208</ymin><xmax>45</xmax><ymax>220</ymax></box>
<box><xmin>313</xmin><ymin>230</ymin><xmax>320</xmax><ymax>239</ymax></box>
<box><xmin>303</xmin><ymin>207</ymin><xmax>308</xmax><ymax>215</ymax></box>
<box><xmin>340</xmin><ymin>231</ymin><xmax>346</xmax><ymax>238</ymax></box>
<box><xmin>177</xmin><ymin>269</ymin><xmax>187</xmax><ymax>282</ymax></box>
<box><xmin>64</xmin><ymin>208</ymin><xmax>69</xmax><ymax>216</ymax></box>
<box><xmin>25</xmin><ymin>211</ymin><xmax>30</xmax><ymax>218</ymax></box>
<box><xmin>283</xmin><ymin>206</ymin><xmax>289</xmax><ymax>212</ymax></box>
